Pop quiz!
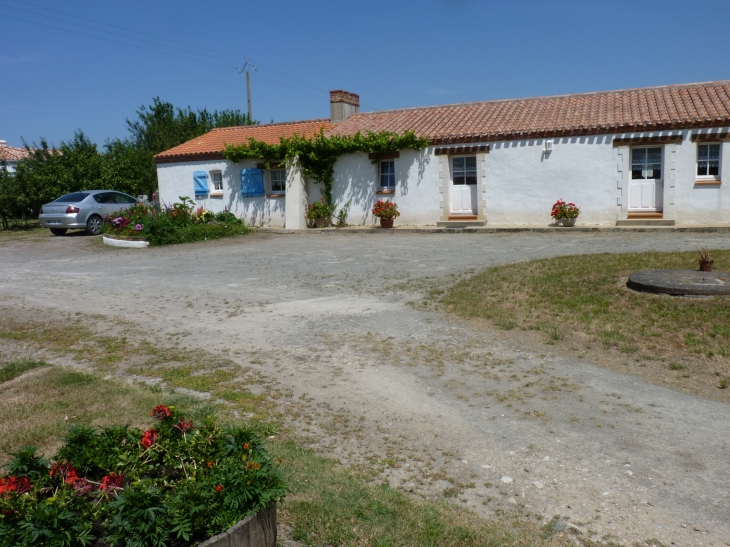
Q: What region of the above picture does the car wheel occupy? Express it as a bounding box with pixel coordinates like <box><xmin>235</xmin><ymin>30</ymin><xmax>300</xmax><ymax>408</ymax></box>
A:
<box><xmin>50</xmin><ymin>228</ymin><xmax>67</xmax><ymax>236</ymax></box>
<box><xmin>85</xmin><ymin>216</ymin><xmax>103</xmax><ymax>236</ymax></box>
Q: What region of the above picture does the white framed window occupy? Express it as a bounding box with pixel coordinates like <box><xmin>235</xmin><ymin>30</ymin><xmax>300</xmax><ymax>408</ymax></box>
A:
<box><xmin>211</xmin><ymin>171</ymin><xmax>223</xmax><ymax>192</ymax></box>
<box><xmin>379</xmin><ymin>160</ymin><xmax>395</xmax><ymax>188</ymax></box>
<box><xmin>631</xmin><ymin>147</ymin><xmax>662</xmax><ymax>180</ymax></box>
<box><xmin>270</xmin><ymin>169</ymin><xmax>286</xmax><ymax>193</ymax></box>
<box><xmin>697</xmin><ymin>143</ymin><xmax>721</xmax><ymax>179</ymax></box>
<box><xmin>452</xmin><ymin>156</ymin><xmax>477</xmax><ymax>185</ymax></box>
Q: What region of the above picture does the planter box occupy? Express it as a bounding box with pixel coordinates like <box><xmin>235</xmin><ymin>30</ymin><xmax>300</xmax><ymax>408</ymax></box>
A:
<box><xmin>102</xmin><ymin>235</ymin><xmax>150</xmax><ymax>248</ymax></box>
<box><xmin>199</xmin><ymin>503</ymin><xmax>276</xmax><ymax>547</ymax></box>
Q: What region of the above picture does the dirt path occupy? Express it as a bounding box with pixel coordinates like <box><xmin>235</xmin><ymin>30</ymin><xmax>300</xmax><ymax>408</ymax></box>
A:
<box><xmin>1</xmin><ymin>230</ymin><xmax>729</xmax><ymax>546</ymax></box>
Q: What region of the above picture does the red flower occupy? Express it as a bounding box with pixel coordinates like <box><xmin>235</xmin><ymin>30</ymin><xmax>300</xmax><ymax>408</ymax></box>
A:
<box><xmin>49</xmin><ymin>461</ymin><xmax>80</xmax><ymax>486</ymax></box>
<box><xmin>173</xmin><ymin>417</ymin><xmax>194</xmax><ymax>433</ymax></box>
<box><xmin>215</xmin><ymin>484</ymin><xmax>223</xmax><ymax>493</ymax></box>
<box><xmin>150</xmin><ymin>405</ymin><xmax>172</xmax><ymax>420</ymax></box>
<box><xmin>242</xmin><ymin>443</ymin><xmax>251</xmax><ymax>451</ymax></box>
<box><xmin>100</xmin><ymin>472</ymin><xmax>124</xmax><ymax>493</ymax></box>
<box><xmin>73</xmin><ymin>478</ymin><xmax>94</xmax><ymax>495</ymax></box>
<box><xmin>206</xmin><ymin>461</ymin><xmax>214</xmax><ymax>468</ymax></box>
<box><xmin>0</xmin><ymin>476</ymin><xmax>32</xmax><ymax>496</ymax></box>
<box><xmin>141</xmin><ymin>428</ymin><xmax>159</xmax><ymax>448</ymax></box>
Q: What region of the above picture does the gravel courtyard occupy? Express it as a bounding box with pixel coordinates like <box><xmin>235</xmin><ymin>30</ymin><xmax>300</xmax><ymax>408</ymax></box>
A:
<box><xmin>1</xmin><ymin>230</ymin><xmax>729</xmax><ymax>546</ymax></box>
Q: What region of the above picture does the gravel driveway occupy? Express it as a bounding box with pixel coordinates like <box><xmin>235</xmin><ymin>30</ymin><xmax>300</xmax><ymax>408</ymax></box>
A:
<box><xmin>1</xmin><ymin>230</ymin><xmax>729</xmax><ymax>546</ymax></box>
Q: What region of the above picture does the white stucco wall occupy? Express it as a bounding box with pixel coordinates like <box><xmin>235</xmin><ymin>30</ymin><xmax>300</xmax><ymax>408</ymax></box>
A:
<box><xmin>672</xmin><ymin>133</ymin><xmax>730</xmax><ymax>224</ymax></box>
<box><xmin>326</xmin><ymin>128</ymin><xmax>730</xmax><ymax>226</ymax></box>
<box><xmin>329</xmin><ymin>149</ymin><xmax>440</xmax><ymax>226</ymax></box>
<box><xmin>157</xmin><ymin>126</ymin><xmax>730</xmax><ymax>229</ymax></box>
<box><xmin>156</xmin><ymin>159</ymin><xmax>286</xmax><ymax>228</ymax></box>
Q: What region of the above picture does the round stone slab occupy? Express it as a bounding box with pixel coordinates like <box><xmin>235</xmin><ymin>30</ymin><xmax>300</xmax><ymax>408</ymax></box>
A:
<box><xmin>627</xmin><ymin>269</ymin><xmax>730</xmax><ymax>296</ymax></box>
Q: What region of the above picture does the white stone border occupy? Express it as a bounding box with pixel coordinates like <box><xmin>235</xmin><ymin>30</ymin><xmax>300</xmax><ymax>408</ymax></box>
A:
<box><xmin>102</xmin><ymin>236</ymin><xmax>149</xmax><ymax>248</ymax></box>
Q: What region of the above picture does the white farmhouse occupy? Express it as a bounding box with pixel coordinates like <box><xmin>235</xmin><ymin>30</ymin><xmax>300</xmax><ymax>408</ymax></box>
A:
<box><xmin>0</xmin><ymin>140</ymin><xmax>31</xmax><ymax>174</ymax></box>
<box><xmin>155</xmin><ymin>81</ymin><xmax>730</xmax><ymax>228</ymax></box>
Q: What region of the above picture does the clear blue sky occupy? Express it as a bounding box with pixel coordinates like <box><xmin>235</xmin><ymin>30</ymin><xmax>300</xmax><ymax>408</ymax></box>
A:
<box><xmin>2</xmin><ymin>0</ymin><xmax>729</xmax><ymax>147</ymax></box>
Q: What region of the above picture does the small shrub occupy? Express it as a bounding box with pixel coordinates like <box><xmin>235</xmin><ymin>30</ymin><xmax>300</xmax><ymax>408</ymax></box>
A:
<box><xmin>101</xmin><ymin>197</ymin><xmax>248</xmax><ymax>246</ymax></box>
<box><xmin>0</xmin><ymin>405</ymin><xmax>286</xmax><ymax>546</ymax></box>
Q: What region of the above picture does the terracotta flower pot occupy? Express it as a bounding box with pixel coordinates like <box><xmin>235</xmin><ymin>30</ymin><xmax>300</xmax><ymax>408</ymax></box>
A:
<box><xmin>380</xmin><ymin>217</ymin><xmax>394</xmax><ymax>229</ymax></box>
<box><xmin>699</xmin><ymin>259</ymin><xmax>714</xmax><ymax>272</ymax></box>
<box><xmin>314</xmin><ymin>218</ymin><xmax>327</xmax><ymax>228</ymax></box>
<box><xmin>559</xmin><ymin>217</ymin><xmax>577</xmax><ymax>227</ymax></box>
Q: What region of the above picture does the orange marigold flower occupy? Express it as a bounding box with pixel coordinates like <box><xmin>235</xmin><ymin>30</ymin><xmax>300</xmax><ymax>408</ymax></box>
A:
<box><xmin>242</xmin><ymin>443</ymin><xmax>251</xmax><ymax>451</ymax></box>
<box><xmin>215</xmin><ymin>484</ymin><xmax>223</xmax><ymax>493</ymax></box>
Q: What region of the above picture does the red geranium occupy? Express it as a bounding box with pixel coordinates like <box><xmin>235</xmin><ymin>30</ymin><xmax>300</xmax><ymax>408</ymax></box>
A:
<box><xmin>173</xmin><ymin>418</ymin><xmax>194</xmax><ymax>434</ymax></box>
<box><xmin>371</xmin><ymin>200</ymin><xmax>400</xmax><ymax>219</ymax></box>
<box><xmin>550</xmin><ymin>199</ymin><xmax>580</xmax><ymax>219</ymax></box>
<box><xmin>49</xmin><ymin>461</ymin><xmax>80</xmax><ymax>485</ymax></box>
<box><xmin>141</xmin><ymin>428</ymin><xmax>159</xmax><ymax>448</ymax></box>
<box><xmin>150</xmin><ymin>405</ymin><xmax>172</xmax><ymax>420</ymax></box>
<box><xmin>0</xmin><ymin>476</ymin><xmax>32</xmax><ymax>496</ymax></box>
<box><xmin>100</xmin><ymin>472</ymin><xmax>124</xmax><ymax>493</ymax></box>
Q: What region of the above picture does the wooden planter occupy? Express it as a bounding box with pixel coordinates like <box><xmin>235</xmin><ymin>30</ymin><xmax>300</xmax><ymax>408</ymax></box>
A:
<box><xmin>199</xmin><ymin>502</ymin><xmax>276</xmax><ymax>547</ymax></box>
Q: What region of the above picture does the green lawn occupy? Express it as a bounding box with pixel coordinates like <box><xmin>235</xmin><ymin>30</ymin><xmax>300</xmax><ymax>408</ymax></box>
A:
<box><xmin>442</xmin><ymin>250</ymin><xmax>730</xmax><ymax>396</ymax></box>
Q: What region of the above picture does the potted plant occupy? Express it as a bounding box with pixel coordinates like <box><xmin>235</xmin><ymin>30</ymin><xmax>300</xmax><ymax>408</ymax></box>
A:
<box><xmin>306</xmin><ymin>199</ymin><xmax>333</xmax><ymax>228</ymax></box>
<box><xmin>551</xmin><ymin>199</ymin><xmax>580</xmax><ymax>227</ymax></box>
<box><xmin>697</xmin><ymin>247</ymin><xmax>714</xmax><ymax>272</ymax></box>
<box><xmin>372</xmin><ymin>200</ymin><xmax>401</xmax><ymax>228</ymax></box>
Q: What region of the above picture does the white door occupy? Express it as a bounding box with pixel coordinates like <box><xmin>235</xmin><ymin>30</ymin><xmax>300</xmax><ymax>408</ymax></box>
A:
<box><xmin>628</xmin><ymin>147</ymin><xmax>663</xmax><ymax>212</ymax></box>
<box><xmin>451</xmin><ymin>156</ymin><xmax>478</xmax><ymax>214</ymax></box>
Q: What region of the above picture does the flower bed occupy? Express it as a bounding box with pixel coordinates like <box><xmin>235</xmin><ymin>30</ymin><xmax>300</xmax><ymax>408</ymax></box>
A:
<box><xmin>0</xmin><ymin>405</ymin><xmax>286</xmax><ymax>547</ymax></box>
<box><xmin>102</xmin><ymin>197</ymin><xmax>249</xmax><ymax>246</ymax></box>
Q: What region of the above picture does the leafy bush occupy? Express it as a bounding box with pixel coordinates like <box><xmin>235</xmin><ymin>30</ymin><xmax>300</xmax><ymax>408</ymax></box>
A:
<box><xmin>0</xmin><ymin>405</ymin><xmax>286</xmax><ymax>547</ymax></box>
<box><xmin>305</xmin><ymin>199</ymin><xmax>333</xmax><ymax>220</ymax></box>
<box><xmin>101</xmin><ymin>196</ymin><xmax>249</xmax><ymax>246</ymax></box>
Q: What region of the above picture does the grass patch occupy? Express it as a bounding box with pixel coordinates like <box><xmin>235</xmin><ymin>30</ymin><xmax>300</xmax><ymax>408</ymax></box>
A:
<box><xmin>442</xmin><ymin>250</ymin><xmax>730</xmax><ymax>391</ymax></box>
<box><xmin>0</xmin><ymin>358</ymin><xmax>47</xmax><ymax>383</ymax></box>
<box><xmin>0</xmin><ymin>360</ymin><xmax>567</xmax><ymax>547</ymax></box>
<box><xmin>272</xmin><ymin>440</ymin><xmax>560</xmax><ymax>547</ymax></box>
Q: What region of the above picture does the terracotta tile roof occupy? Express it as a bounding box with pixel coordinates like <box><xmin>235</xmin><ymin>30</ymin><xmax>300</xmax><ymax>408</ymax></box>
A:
<box><xmin>155</xmin><ymin>119</ymin><xmax>333</xmax><ymax>163</ymax></box>
<box><xmin>326</xmin><ymin>80</ymin><xmax>730</xmax><ymax>144</ymax></box>
<box><xmin>0</xmin><ymin>143</ymin><xmax>31</xmax><ymax>162</ymax></box>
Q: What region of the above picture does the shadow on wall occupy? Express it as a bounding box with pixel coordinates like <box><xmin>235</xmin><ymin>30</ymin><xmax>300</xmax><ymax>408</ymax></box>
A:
<box><xmin>332</xmin><ymin>151</ymin><xmax>431</xmax><ymax>225</ymax></box>
<box><xmin>222</xmin><ymin>163</ymin><xmax>284</xmax><ymax>227</ymax></box>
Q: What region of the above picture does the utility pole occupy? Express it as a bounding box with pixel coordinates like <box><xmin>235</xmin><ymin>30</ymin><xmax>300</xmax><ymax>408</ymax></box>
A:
<box><xmin>238</xmin><ymin>59</ymin><xmax>257</xmax><ymax>121</ymax></box>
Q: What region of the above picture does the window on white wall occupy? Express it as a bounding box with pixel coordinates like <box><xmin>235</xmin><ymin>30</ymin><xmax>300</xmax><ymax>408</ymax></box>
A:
<box><xmin>452</xmin><ymin>156</ymin><xmax>477</xmax><ymax>185</ymax></box>
<box><xmin>379</xmin><ymin>160</ymin><xmax>395</xmax><ymax>188</ymax></box>
<box><xmin>631</xmin><ymin>147</ymin><xmax>662</xmax><ymax>180</ymax></box>
<box><xmin>270</xmin><ymin>169</ymin><xmax>286</xmax><ymax>193</ymax></box>
<box><xmin>211</xmin><ymin>171</ymin><xmax>223</xmax><ymax>192</ymax></box>
<box><xmin>697</xmin><ymin>143</ymin><xmax>720</xmax><ymax>179</ymax></box>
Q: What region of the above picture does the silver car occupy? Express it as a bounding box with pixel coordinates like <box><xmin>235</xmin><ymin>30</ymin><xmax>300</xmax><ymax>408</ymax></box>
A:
<box><xmin>39</xmin><ymin>190</ymin><xmax>141</xmax><ymax>236</ymax></box>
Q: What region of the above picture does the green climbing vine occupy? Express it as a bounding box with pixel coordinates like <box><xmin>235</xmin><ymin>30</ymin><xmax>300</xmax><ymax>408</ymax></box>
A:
<box><xmin>222</xmin><ymin>130</ymin><xmax>428</xmax><ymax>206</ymax></box>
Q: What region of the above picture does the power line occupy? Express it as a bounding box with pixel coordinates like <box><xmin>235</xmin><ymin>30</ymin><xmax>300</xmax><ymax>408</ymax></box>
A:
<box><xmin>5</xmin><ymin>0</ymin><xmax>334</xmax><ymax>96</ymax></box>
<box><xmin>2</xmin><ymin>1</ymin><xmax>379</xmax><ymax>110</ymax></box>
<box><xmin>0</xmin><ymin>11</ymin><xmax>328</xmax><ymax>101</ymax></box>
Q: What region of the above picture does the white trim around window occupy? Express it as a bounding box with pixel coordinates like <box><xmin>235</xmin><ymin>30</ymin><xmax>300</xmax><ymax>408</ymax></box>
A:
<box><xmin>210</xmin><ymin>170</ymin><xmax>224</xmax><ymax>195</ymax></box>
<box><xmin>269</xmin><ymin>168</ymin><xmax>286</xmax><ymax>195</ymax></box>
<box><xmin>379</xmin><ymin>160</ymin><xmax>395</xmax><ymax>189</ymax></box>
<box><xmin>696</xmin><ymin>143</ymin><xmax>721</xmax><ymax>181</ymax></box>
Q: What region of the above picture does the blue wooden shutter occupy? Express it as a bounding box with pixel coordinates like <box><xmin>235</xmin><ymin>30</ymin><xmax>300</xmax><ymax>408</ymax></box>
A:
<box><xmin>241</xmin><ymin>168</ymin><xmax>264</xmax><ymax>197</ymax></box>
<box><xmin>193</xmin><ymin>171</ymin><xmax>209</xmax><ymax>195</ymax></box>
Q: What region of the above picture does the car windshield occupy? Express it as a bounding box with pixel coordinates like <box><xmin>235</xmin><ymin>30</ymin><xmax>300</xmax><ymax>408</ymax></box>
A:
<box><xmin>53</xmin><ymin>192</ymin><xmax>89</xmax><ymax>203</ymax></box>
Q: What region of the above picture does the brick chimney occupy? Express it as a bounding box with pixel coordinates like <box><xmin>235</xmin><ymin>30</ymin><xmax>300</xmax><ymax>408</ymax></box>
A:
<box><xmin>330</xmin><ymin>90</ymin><xmax>359</xmax><ymax>122</ymax></box>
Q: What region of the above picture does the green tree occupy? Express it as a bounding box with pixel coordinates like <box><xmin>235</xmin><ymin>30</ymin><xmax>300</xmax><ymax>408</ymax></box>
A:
<box><xmin>126</xmin><ymin>97</ymin><xmax>256</xmax><ymax>155</ymax></box>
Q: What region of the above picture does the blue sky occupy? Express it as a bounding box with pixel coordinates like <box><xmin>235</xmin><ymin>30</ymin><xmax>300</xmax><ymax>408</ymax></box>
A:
<box><xmin>2</xmin><ymin>0</ymin><xmax>730</xmax><ymax>147</ymax></box>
